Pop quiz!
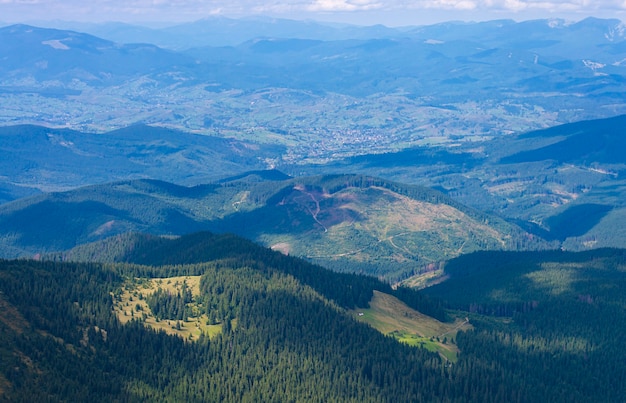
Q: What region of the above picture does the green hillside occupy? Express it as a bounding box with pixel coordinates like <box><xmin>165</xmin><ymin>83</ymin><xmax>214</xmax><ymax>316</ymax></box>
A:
<box><xmin>501</xmin><ymin>114</ymin><xmax>626</xmax><ymax>165</ymax></box>
<box><xmin>419</xmin><ymin>248</ymin><xmax>626</xmax><ymax>402</ymax></box>
<box><xmin>0</xmin><ymin>231</ymin><xmax>450</xmax><ymax>401</ymax></box>
<box><xmin>211</xmin><ymin>175</ymin><xmax>548</xmax><ymax>279</ymax></box>
<box><xmin>307</xmin><ymin>115</ymin><xmax>626</xmax><ymax>253</ymax></box>
<box><xmin>0</xmin><ymin>254</ymin><xmax>443</xmax><ymax>401</ymax></box>
<box><xmin>0</xmin><ymin>174</ymin><xmax>546</xmax><ymax>280</ymax></box>
<box><xmin>1</xmin><ymin>232</ymin><xmax>624</xmax><ymax>401</ymax></box>
<box><xmin>53</xmin><ymin>231</ymin><xmax>448</xmax><ymax>320</ymax></box>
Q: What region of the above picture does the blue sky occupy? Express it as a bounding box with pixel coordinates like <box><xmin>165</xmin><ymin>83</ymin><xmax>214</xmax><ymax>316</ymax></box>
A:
<box><xmin>2</xmin><ymin>0</ymin><xmax>625</xmax><ymax>26</ymax></box>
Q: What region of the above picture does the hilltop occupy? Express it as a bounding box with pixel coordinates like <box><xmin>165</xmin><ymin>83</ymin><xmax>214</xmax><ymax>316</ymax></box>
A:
<box><xmin>311</xmin><ymin>115</ymin><xmax>626</xmax><ymax>253</ymax></box>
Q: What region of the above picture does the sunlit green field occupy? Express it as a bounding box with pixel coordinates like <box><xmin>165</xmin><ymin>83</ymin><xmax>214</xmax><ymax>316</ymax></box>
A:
<box><xmin>351</xmin><ymin>291</ymin><xmax>471</xmax><ymax>362</ymax></box>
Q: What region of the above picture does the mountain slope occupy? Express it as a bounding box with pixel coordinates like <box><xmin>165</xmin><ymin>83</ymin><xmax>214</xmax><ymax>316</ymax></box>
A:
<box><xmin>0</xmin><ymin>233</ymin><xmax>623</xmax><ymax>401</ymax></box>
<box><xmin>313</xmin><ymin>114</ymin><xmax>626</xmax><ymax>252</ymax></box>
<box><xmin>0</xmin><ymin>124</ymin><xmax>282</xmax><ymax>200</ymax></box>
<box><xmin>211</xmin><ymin>175</ymin><xmax>544</xmax><ymax>278</ymax></box>
<box><xmin>0</xmin><ymin>24</ymin><xmax>193</xmax><ymax>84</ymax></box>
<box><xmin>500</xmin><ymin>114</ymin><xmax>626</xmax><ymax>165</ymax></box>
<box><xmin>418</xmin><ymin>248</ymin><xmax>626</xmax><ymax>403</ymax></box>
<box><xmin>0</xmin><ymin>174</ymin><xmax>544</xmax><ymax>279</ymax></box>
<box><xmin>0</xmin><ymin>243</ymin><xmax>449</xmax><ymax>401</ymax></box>
<box><xmin>53</xmin><ymin>230</ymin><xmax>447</xmax><ymax>319</ymax></box>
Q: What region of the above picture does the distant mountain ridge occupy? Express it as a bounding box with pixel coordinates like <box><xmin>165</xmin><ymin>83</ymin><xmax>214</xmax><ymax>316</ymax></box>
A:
<box><xmin>24</xmin><ymin>16</ymin><xmax>626</xmax><ymax>49</ymax></box>
<box><xmin>0</xmin><ymin>24</ymin><xmax>193</xmax><ymax>85</ymax></box>
<box><xmin>0</xmin><ymin>124</ymin><xmax>282</xmax><ymax>203</ymax></box>
<box><xmin>1</xmin><ymin>18</ymin><xmax>625</xmax><ymax>158</ymax></box>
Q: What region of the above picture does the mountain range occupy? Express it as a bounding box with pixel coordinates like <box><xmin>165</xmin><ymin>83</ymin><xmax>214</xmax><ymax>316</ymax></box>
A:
<box><xmin>2</xmin><ymin>113</ymin><xmax>624</xmax><ymax>268</ymax></box>
<box><xmin>0</xmin><ymin>173</ymin><xmax>549</xmax><ymax>281</ymax></box>
<box><xmin>0</xmin><ymin>124</ymin><xmax>282</xmax><ymax>201</ymax></box>
<box><xmin>23</xmin><ymin>16</ymin><xmax>626</xmax><ymax>51</ymax></box>
<box><xmin>1</xmin><ymin>18</ymin><xmax>625</xmax><ymax>157</ymax></box>
<box><xmin>1</xmin><ymin>16</ymin><xmax>626</xmax><ymax>401</ymax></box>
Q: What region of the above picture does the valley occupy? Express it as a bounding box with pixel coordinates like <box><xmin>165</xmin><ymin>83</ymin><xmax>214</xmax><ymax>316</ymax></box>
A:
<box><xmin>2</xmin><ymin>18</ymin><xmax>626</xmax><ymax>167</ymax></box>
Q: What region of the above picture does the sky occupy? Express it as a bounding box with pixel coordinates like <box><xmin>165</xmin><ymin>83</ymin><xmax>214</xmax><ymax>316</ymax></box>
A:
<box><xmin>1</xmin><ymin>0</ymin><xmax>625</xmax><ymax>27</ymax></box>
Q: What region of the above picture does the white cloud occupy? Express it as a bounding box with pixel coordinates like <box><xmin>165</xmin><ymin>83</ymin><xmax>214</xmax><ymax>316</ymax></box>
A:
<box><xmin>426</xmin><ymin>0</ymin><xmax>479</xmax><ymax>10</ymax></box>
<box><xmin>1</xmin><ymin>0</ymin><xmax>625</xmax><ymax>24</ymax></box>
<box><xmin>486</xmin><ymin>0</ymin><xmax>626</xmax><ymax>12</ymax></box>
<box><xmin>307</xmin><ymin>0</ymin><xmax>383</xmax><ymax>11</ymax></box>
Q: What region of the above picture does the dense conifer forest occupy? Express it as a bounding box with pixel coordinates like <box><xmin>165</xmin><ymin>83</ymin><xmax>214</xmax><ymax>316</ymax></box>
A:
<box><xmin>0</xmin><ymin>232</ymin><xmax>624</xmax><ymax>401</ymax></box>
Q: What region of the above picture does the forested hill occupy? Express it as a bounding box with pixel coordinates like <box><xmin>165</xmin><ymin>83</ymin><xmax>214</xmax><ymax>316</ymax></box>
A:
<box><xmin>420</xmin><ymin>248</ymin><xmax>626</xmax><ymax>402</ymax></box>
<box><xmin>52</xmin><ymin>230</ymin><xmax>447</xmax><ymax>319</ymax></box>
<box><xmin>0</xmin><ymin>124</ymin><xmax>285</xmax><ymax>203</ymax></box>
<box><xmin>2</xmin><ymin>236</ymin><xmax>625</xmax><ymax>400</ymax></box>
<box><xmin>0</xmin><ymin>173</ymin><xmax>549</xmax><ymax>280</ymax></box>
<box><xmin>0</xmin><ymin>254</ymin><xmax>446</xmax><ymax>401</ymax></box>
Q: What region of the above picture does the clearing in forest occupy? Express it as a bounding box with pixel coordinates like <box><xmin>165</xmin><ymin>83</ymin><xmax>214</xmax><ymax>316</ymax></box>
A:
<box><xmin>113</xmin><ymin>275</ymin><xmax>224</xmax><ymax>341</ymax></box>
<box><xmin>352</xmin><ymin>291</ymin><xmax>471</xmax><ymax>362</ymax></box>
